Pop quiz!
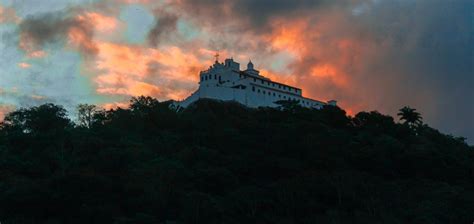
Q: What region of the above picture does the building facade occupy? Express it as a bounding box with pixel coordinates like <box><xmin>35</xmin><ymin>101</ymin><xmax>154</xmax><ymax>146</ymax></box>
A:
<box><xmin>176</xmin><ymin>58</ymin><xmax>336</xmax><ymax>109</ymax></box>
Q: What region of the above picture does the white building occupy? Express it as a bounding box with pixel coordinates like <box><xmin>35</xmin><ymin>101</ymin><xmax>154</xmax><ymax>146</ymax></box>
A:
<box><xmin>176</xmin><ymin>58</ymin><xmax>336</xmax><ymax>109</ymax></box>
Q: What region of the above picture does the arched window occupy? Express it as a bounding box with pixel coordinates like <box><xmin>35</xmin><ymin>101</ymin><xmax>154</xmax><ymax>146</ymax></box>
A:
<box><xmin>252</xmin><ymin>86</ymin><xmax>255</xmax><ymax>91</ymax></box>
<box><xmin>214</xmin><ymin>74</ymin><xmax>217</xmax><ymax>79</ymax></box>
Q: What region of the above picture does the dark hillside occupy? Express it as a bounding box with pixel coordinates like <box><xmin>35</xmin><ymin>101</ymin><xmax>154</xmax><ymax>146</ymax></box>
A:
<box><xmin>0</xmin><ymin>97</ymin><xmax>473</xmax><ymax>224</ymax></box>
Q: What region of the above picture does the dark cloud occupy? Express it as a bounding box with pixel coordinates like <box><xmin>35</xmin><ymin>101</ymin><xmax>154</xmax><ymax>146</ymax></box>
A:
<box><xmin>147</xmin><ymin>9</ymin><xmax>178</xmax><ymax>46</ymax></box>
<box><xmin>174</xmin><ymin>0</ymin><xmax>330</xmax><ymax>31</ymax></box>
<box><xmin>18</xmin><ymin>9</ymin><xmax>97</xmax><ymax>56</ymax></box>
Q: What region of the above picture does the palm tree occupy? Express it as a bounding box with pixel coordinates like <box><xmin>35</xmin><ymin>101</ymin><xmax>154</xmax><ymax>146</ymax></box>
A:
<box><xmin>397</xmin><ymin>106</ymin><xmax>423</xmax><ymax>128</ymax></box>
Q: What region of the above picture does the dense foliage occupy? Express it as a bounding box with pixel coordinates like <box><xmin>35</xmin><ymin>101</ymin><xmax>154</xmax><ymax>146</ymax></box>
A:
<box><xmin>0</xmin><ymin>97</ymin><xmax>472</xmax><ymax>224</ymax></box>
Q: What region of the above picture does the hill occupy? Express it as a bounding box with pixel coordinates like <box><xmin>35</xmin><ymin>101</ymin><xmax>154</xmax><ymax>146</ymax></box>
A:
<box><xmin>0</xmin><ymin>97</ymin><xmax>473</xmax><ymax>223</ymax></box>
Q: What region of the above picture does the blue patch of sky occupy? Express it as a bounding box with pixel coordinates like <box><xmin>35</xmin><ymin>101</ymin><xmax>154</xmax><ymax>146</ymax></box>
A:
<box><xmin>177</xmin><ymin>19</ymin><xmax>200</xmax><ymax>41</ymax></box>
<box><xmin>0</xmin><ymin>24</ymin><xmax>25</xmax><ymax>91</ymax></box>
<box><xmin>268</xmin><ymin>52</ymin><xmax>295</xmax><ymax>74</ymax></box>
<box><xmin>119</xmin><ymin>4</ymin><xmax>155</xmax><ymax>44</ymax></box>
<box><xmin>1</xmin><ymin>0</ymin><xmax>101</xmax><ymax>17</ymax></box>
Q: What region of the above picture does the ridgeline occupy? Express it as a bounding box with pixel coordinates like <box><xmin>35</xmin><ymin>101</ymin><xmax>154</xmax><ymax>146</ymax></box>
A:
<box><xmin>0</xmin><ymin>97</ymin><xmax>473</xmax><ymax>223</ymax></box>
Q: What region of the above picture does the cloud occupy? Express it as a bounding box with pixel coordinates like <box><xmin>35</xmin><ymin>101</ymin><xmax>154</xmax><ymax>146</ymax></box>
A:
<box><xmin>0</xmin><ymin>5</ymin><xmax>21</xmax><ymax>24</ymax></box>
<box><xmin>76</xmin><ymin>12</ymin><xmax>118</xmax><ymax>33</ymax></box>
<box><xmin>147</xmin><ymin>9</ymin><xmax>179</xmax><ymax>46</ymax></box>
<box><xmin>18</xmin><ymin>9</ymin><xmax>97</xmax><ymax>56</ymax></box>
<box><xmin>17</xmin><ymin>62</ymin><xmax>31</xmax><ymax>68</ymax></box>
<box><xmin>92</xmin><ymin>41</ymin><xmax>206</xmax><ymax>100</ymax></box>
<box><xmin>0</xmin><ymin>104</ymin><xmax>15</xmax><ymax>120</ymax></box>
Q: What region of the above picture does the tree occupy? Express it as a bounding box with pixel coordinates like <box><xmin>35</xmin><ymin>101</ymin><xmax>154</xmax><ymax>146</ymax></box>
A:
<box><xmin>397</xmin><ymin>106</ymin><xmax>422</xmax><ymax>128</ymax></box>
<box><xmin>0</xmin><ymin>98</ymin><xmax>473</xmax><ymax>223</ymax></box>
<box><xmin>352</xmin><ymin>111</ymin><xmax>396</xmax><ymax>132</ymax></box>
<box><xmin>129</xmin><ymin>96</ymin><xmax>160</xmax><ymax>115</ymax></box>
<box><xmin>77</xmin><ymin>104</ymin><xmax>99</xmax><ymax>128</ymax></box>
<box><xmin>2</xmin><ymin>103</ymin><xmax>71</xmax><ymax>135</ymax></box>
<box><xmin>275</xmin><ymin>100</ymin><xmax>301</xmax><ymax>113</ymax></box>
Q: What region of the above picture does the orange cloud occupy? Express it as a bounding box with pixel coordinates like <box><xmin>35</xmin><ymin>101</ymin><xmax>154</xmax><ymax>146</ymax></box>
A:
<box><xmin>101</xmin><ymin>102</ymin><xmax>130</xmax><ymax>110</ymax></box>
<box><xmin>28</xmin><ymin>50</ymin><xmax>47</xmax><ymax>58</ymax></box>
<box><xmin>256</xmin><ymin>13</ymin><xmax>375</xmax><ymax>113</ymax></box>
<box><xmin>76</xmin><ymin>12</ymin><xmax>118</xmax><ymax>33</ymax></box>
<box><xmin>92</xmin><ymin>41</ymin><xmax>208</xmax><ymax>100</ymax></box>
<box><xmin>0</xmin><ymin>105</ymin><xmax>15</xmax><ymax>120</ymax></box>
<box><xmin>31</xmin><ymin>95</ymin><xmax>46</xmax><ymax>100</ymax></box>
<box><xmin>265</xmin><ymin>19</ymin><xmax>309</xmax><ymax>58</ymax></box>
<box><xmin>18</xmin><ymin>62</ymin><xmax>31</xmax><ymax>68</ymax></box>
<box><xmin>309</xmin><ymin>64</ymin><xmax>348</xmax><ymax>88</ymax></box>
<box><xmin>0</xmin><ymin>5</ymin><xmax>20</xmax><ymax>24</ymax></box>
<box><xmin>68</xmin><ymin>26</ymin><xmax>97</xmax><ymax>55</ymax></box>
<box><xmin>19</xmin><ymin>32</ymin><xmax>38</xmax><ymax>55</ymax></box>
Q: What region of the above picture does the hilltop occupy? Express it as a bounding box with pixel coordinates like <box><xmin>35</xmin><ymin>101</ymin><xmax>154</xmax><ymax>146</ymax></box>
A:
<box><xmin>0</xmin><ymin>97</ymin><xmax>472</xmax><ymax>223</ymax></box>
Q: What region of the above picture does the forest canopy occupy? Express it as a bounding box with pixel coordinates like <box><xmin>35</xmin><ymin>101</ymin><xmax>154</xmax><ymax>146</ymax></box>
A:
<box><xmin>0</xmin><ymin>97</ymin><xmax>473</xmax><ymax>223</ymax></box>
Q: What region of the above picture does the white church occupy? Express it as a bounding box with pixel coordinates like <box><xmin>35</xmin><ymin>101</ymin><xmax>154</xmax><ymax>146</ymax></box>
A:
<box><xmin>176</xmin><ymin>56</ymin><xmax>336</xmax><ymax>109</ymax></box>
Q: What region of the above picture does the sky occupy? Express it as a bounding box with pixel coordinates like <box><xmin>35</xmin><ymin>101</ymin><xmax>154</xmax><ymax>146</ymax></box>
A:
<box><xmin>0</xmin><ymin>0</ymin><xmax>472</xmax><ymax>142</ymax></box>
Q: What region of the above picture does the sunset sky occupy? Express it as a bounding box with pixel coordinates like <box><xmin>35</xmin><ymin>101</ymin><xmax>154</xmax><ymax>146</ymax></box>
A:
<box><xmin>0</xmin><ymin>0</ymin><xmax>472</xmax><ymax>142</ymax></box>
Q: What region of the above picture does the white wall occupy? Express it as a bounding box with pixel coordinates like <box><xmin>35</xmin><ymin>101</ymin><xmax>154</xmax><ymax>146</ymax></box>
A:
<box><xmin>179</xmin><ymin>59</ymin><xmax>329</xmax><ymax>109</ymax></box>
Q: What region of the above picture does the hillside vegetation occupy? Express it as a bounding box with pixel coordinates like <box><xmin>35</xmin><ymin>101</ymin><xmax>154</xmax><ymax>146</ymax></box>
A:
<box><xmin>0</xmin><ymin>97</ymin><xmax>473</xmax><ymax>224</ymax></box>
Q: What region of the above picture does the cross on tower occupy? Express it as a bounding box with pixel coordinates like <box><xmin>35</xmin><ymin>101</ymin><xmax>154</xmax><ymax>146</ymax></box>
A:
<box><xmin>214</xmin><ymin>52</ymin><xmax>220</xmax><ymax>63</ymax></box>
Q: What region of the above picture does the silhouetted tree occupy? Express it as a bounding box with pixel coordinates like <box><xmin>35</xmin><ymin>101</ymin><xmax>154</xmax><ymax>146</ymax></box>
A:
<box><xmin>76</xmin><ymin>104</ymin><xmax>100</xmax><ymax>128</ymax></box>
<box><xmin>275</xmin><ymin>100</ymin><xmax>301</xmax><ymax>112</ymax></box>
<box><xmin>0</xmin><ymin>98</ymin><xmax>472</xmax><ymax>224</ymax></box>
<box><xmin>2</xmin><ymin>103</ymin><xmax>71</xmax><ymax>135</ymax></box>
<box><xmin>397</xmin><ymin>106</ymin><xmax>423</xmax><ymax>129</ymax></box>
